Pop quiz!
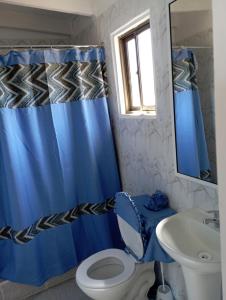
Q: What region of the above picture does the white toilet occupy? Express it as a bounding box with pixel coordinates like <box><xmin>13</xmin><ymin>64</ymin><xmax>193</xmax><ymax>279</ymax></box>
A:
<box><xmin>76</xmin><ymin>214</ymin><xmax>155</xmax><ymax>300</ymax></box>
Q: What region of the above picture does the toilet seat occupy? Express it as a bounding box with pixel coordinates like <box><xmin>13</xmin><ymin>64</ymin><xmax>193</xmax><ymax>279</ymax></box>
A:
<box><xmin>76</xmin><ymin>248</ymin><xmax>135</xmax><ymax>289</ymax></box>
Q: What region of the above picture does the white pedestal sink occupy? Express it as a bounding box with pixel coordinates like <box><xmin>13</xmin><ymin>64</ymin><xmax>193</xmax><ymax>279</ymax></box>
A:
<box><xmin>156</xmin><ymin>209</ymin><xmax>221</xmax><ymax>300</ymax></box>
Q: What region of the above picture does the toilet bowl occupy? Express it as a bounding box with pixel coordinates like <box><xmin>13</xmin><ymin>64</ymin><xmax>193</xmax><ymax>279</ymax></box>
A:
<box><xmin>76</xmin><ymin>248</ymin><xmax>134</xmax><ymax>299</ymax></box>
<box><xmin>75</xmin><ymin>198</ymin><xmax>156</xmax><ymax>300</ymax></box>
<box><xmin>76</xmin><ymin>247</ymin><xmax>154</xmax><ymax>300</ymax></box>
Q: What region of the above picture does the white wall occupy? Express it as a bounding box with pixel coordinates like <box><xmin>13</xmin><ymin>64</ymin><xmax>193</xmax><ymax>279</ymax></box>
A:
<box><xmin>0</xmin><ymin>3</ymin><xmax>101</xmax><ymax>48</ymax></box>
<box><xmin>0</xmin><ymin>3</ymin><xmax>74</xmax><ymax>46</ymax></box>
<box><xmin>73</xmin><ymin>0</ymin><xmax>218</xmax><ymax>298</ymax></box>
<box><xmin>171</xmin><ymin>0</ymin><xmax>211</xmax><ymax>12</ymax></box>
<box><xmin>0</xmin><ymin>0</ymin><xmax>93</xmax><ymax>16</ymax></box>
<box><xmin>0</xmin><ymin>0</ymin><xmax>119</xmax><ymax>16</ymax></box>
<box><xmin>213</xmin><ymin>0</ymin><xmax>226</xmax><ymax>298</ymax></box>
<box><xmin>171</xmin><ymin>10</ymin><xmax>212</xmax><ymax>45</ymax></box>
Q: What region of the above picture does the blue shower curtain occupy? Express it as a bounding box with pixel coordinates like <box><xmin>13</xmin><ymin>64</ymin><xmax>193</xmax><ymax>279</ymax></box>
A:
<box><xmin>0</xmin><ymin>47</ymin><xmax>121</xmax><ymax>285</ymax></box>
<box><xmin>173</xmin><ymin>48</ymin><xmax>210</xmax><ymax>180</ymax></box>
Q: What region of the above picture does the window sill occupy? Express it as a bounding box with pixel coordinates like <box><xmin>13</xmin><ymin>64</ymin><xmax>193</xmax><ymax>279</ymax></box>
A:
<box><xmin>119</xmin><ymin>111</ymin><xmax>157</xmax><ymax>119</ymax></box>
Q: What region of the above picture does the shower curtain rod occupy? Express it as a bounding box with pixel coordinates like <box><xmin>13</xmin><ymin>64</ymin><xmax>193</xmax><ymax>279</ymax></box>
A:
<box><xmin>0</xmin><ymin>44</ymin><xmax>103</xmax><ymax>49</ymax></box>
<box><xmin>173</xmin><ymin>46</ymin><xmax>212</xmax><ymax>49</ymax></box>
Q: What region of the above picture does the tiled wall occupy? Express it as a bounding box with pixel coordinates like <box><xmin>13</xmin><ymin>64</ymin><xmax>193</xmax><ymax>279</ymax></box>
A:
<box><xmin>74</xmin><ymin>0</ymin><xmax>218</xmax><ymax>299</ymax></box>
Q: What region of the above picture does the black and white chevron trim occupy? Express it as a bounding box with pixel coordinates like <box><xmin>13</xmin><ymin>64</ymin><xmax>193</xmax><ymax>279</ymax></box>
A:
<box><xmin>0</xmin><ymin>197</ymin><xmax>115</xmax><ymax>245</ymax></box>
<box><xmin>0</xmin><ymin>61</ymin><xmax>108</xmax><ymax>108</ymax></box>
<box><xmin>173</xmin><ymin>58</ymin><xmax>198</xmax><ymax>93</ymax></box>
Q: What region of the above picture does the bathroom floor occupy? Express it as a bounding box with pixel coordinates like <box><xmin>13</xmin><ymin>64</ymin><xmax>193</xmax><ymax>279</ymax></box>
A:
<box><xmin>27</xmin><ymin>279</ymin><xmax>156</xmax><ymax>300</ymax></box>
<box><xmin>27</xmin><ymin>279</ymin><xmax>91</xmax><ymax>300</ymax></box>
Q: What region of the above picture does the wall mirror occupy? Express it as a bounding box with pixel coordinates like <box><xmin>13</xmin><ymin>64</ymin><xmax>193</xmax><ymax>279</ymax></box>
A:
<box><xmin>169</xmin><ymin>0</ymin><xmax>217</xmax><ymax>184</ymax></box>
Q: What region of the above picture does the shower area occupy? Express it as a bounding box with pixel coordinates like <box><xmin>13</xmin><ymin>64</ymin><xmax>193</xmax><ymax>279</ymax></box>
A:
<box><xmin>0</xmin><ymin>3</ymin><xmax>121</xmax><ymax>299</ymax></box>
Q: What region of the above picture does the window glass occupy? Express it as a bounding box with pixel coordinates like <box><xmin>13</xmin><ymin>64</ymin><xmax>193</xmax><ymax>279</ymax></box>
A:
<box><xmin>126</xmin><ymin>38</ymin><xmax>141</xmax><ymax>108</ymax></box>
<box><xmin>118</xmin><ymin>20</ymin><xmax>156</xmax><ymax>114</ymax></box>
<box><xmin>138</xmin><ymin>28</ymin><xmax>155</xmax><ymax>108</ymax></box>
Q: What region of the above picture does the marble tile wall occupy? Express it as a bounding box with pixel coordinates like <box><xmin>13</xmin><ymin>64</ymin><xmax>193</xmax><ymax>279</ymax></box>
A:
<box><xmin>74</xmin><ymin>0</ymin><xmax>219</xmax><ymax>299</ymax></box>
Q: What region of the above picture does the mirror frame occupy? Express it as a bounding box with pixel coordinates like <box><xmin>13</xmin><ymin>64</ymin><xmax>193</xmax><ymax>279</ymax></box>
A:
<box><xmin>166</xmin><ymin>0</ymin><xmax>218</xmax><ymax>188</ymax></box>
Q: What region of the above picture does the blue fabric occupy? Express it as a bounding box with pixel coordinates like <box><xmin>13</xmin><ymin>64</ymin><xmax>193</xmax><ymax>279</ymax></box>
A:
<box><xmin>175</xmin><ymin>90</ymin><xmax>210</xmax><ymax>177</ymax></box>
<box><xmin>0</xmin><ymin>47</ymin><xmax>105</xmax><ymax>67</ymax></box>
<box><xmin>0</xmin><ymin>48</ymin><xmax>122</xmax><ymax>285</ymax></box>
<box><xmin>114</xmin><ymin>192</ymin><xmax>142</xmax><ymax>234</ymax></box>
<box><xmin>173</xmin><ymin>49</ymin><xmax>210</xmax><ymax>179</ymax></box>
<box><xmin>173</xmin><ymin>48</ymin><xmax>194</xmax><ymax>62</ymax></box>
<box><xmin>144</xmin><ymin>191</ymin><xmax>169</xmax><ymax>211</ymax></box>
<box><xmin>133</xmin><ymin>196</ymin><xmax>175</xmax><ymax>263</ymax></box>
<box><xmin>115</xmin><ymin>193</ymin><xmax>176</xmax><ymax>263</ymax></box>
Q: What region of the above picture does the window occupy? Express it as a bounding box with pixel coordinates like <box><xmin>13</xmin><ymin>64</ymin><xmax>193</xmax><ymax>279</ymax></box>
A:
<box><xmin>118</xmin><ymin>21</ymin><xmax>156</xmax><ymax>114</ymax></box>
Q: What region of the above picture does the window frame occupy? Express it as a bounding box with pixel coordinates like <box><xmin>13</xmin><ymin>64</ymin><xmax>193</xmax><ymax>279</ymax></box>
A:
<box><xmin>119</xmin><ymin>21</ymin><xmax>155</xmax><ymax>113</ymax></box>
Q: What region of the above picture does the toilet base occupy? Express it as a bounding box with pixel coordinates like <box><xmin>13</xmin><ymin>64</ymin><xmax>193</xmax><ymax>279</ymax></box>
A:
<box><xmin>123</xmin><ymin>262</ymin><xmax>155</xmax><ymax>300</ymax></box>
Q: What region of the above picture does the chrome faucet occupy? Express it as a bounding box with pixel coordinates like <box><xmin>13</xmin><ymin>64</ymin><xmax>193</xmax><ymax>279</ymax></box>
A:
<box><xmin>203</xmin><ymin>210</ymin><xmax>220</xmax><ymax>229</ymax></box>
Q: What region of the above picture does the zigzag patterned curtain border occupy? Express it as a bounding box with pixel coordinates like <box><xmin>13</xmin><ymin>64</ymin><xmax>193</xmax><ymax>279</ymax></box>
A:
<box><xmin>0</xmin><ymin>197</ymin><xmax>115</xmax><ymax>244</ymax></box>
<box><xmin>0</xmin><ymin>61</ymin><xmax>108</xmax><ymax>109</ymax></box>
<box><xmin>173</xmin><ymin>58</ymin><xmax>198</xmax><ymax>93</ymax></box>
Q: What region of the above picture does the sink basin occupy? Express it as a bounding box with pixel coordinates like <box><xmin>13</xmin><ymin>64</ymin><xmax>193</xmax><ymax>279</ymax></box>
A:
<box><xmin>156</xmin><ymin>208</ymin><xmax>221</xmax><ymax>300</ymax></box>
<box><xmin>156</xmin><ymin>208</ymin><xmax>221</xmax><ymax>273</ymax></box>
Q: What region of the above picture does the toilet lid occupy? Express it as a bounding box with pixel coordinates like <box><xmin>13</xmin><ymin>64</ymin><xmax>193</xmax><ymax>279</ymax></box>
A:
<box><xmin>76</xmin><ymin>249</ymin><xmax>135</xmax><ymax>289</ymax></box>
<box><xmin>114</xmin><ymin>193</ymin><xmax>144</xmax><ymax>260</ymax></box>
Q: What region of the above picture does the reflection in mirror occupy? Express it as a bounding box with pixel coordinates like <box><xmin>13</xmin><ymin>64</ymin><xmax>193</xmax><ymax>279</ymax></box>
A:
<box><xmin>169</xmin><ymin>0</ymin><xmax>217</xmax><ymax>184</ymax></box>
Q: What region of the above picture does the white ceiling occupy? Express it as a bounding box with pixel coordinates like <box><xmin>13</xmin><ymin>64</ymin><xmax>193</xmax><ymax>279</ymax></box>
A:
<box><xmin>0</xmin><ymin>0</ymin><xmax>118</xmax><ymax>16</ymax></box>
<box><xmin>91</xmin><ymin>0</ymin><xmax>117</xmax><ymax>16</ymax></box>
